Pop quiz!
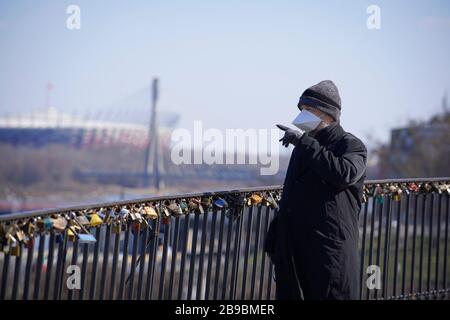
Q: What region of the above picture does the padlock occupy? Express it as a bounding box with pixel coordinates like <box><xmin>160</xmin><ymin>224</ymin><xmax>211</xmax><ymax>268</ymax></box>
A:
<box><xmin>67</xmin><ymin>225</ymin><xmax>96</xmax><ymax>244</ymax></box>
<box><xmin>392</xmin><ymin>185</ymin><xmax>402</xmax><ymax>201</ymax></box>
<box><xmin>14</xmin><ymin>224</ymin><xmax>26</xmax><ymax>242</ymax></box>
<box><xmin>75</xmin><ymin>215</ymin><xmax>90</xmax><ymax>226</ymax></box>
<box><xmin>188</xmin><ymin>198</ymin><xmax>199</xmax><ymax>211</ymax></box>
<box><xmin>143</xmin><ymin>206</ymin><xmax>158</xmax><ymax>219</ymax></box>
<box><xmin>89</xmin><ymin>212</ymin><xmax>103</xmax><ymax>227</ymax></box>
<box><xmin>407</xmin><ymin>182</ymin><xmax>419</xmax><ymax>193</ymax></box>
<box><xmin>179</xmin><ymin>199</ymin><xmax>188</xmax><ymax>213</ymax></box>
<box><xmin>27</xmin><ymin>220</ymin><xmax>36</xmax><ymax>236</ymax></box>
<box><xmin>8</xmin><ymin>235</ymin><xmax>20</xmax><ymax>256</ymax></box>
<box><xmin>249</xmin><ymin>193</ymin><xmax>263</xmax><ymax>206</ymax></box>
<box><xmin>42</xmin><ymin>217</ymin><xmax>53</xmax><ymax>231</ymax></box>
<box><xmin>119</xmin><ymin>207</ymin><xmax>130</xmax><ymax>218</ymax></box>
<box><xmin>168</xmin><ymin>201</ymin><xmax>183</xmax><ymax>216</ymax></box>
<box><xmin>263</xmin><ymin>192</ymin><xmax>279</xmax><ymax>209</ymax></box>
<box><xmin>201</xmin><ymin>197</ymin><xmax>212</xmax><ymax>212</ymax></box>
<box><xmin>52</xmin><ymin>216</ymin><xmax>68</xmax><ymax>232</ymax></box>
<box><xmin>112</xmin><ymin>221</ymin><xmax>121</xmax><ymax>234</ymax></box>
<box><xmin>67</xmin><ymin>227</ymin><xmax>76</xmax><ymax>242</ymax></box>
<box><xmin>161</xmin><ymin>203</ymin><xmax>170</xmax><ymax>217</ymax></box>
<box><xmin>213</xmin><ymin>197</ymin><xmax>228</xmax><ymax>209</ymax></box>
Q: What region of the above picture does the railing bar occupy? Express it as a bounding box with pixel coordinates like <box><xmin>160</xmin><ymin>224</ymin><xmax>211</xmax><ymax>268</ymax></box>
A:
<box><xmin>99</xmin><ymin>224</ymin><xmax>111</xmax><ymax>300</ymax></box>
<box><xmin>11</xmin><ymin>244</ymin><xmax>23</xmax><ymax>300</ymax></box>
<box><xmin>168</xmin><ymin>217</ymin><xmax>180</xmax><ymax>300</ymax></box>
<box><xmin>117</xmin><ymin>225</ymin><xmax>131</xmax><ymax>299</ymax></box>
<box><xmin>109</xmin><ymin>230</ymin><xmax>121</xmax><ymax>300</ymax></box>
<box><xmin>88</xmin><ymin>227</ymin><xmax>101</xmax><ymax>300</ymax></box>
<box><xmin>5</xmin><ymin>178</ymin><xmax>450</xmax><ymax>222</ymax></box>
<box><xmin>176</xmin><ymin>215</ymin><xmax>190</xmax><ymax>300</ymax></box>
<box><xmin>443</xmin><ymin>195</ymin><xmax>449</xmax><ymax>292</ymax></box>
<box><xmin>259</xmin><ymin>206</ymin><xmax>271</xmax><ymax>300</ymax></box>
<box><xmin>0</xmin><ymin>185</ymin><xmax>288</xmax><ymax>222</ymax></box>
<box><xmin>213</xmin><ymin>208</ymin><xmax>226</xmax><ymax>300</ymax></box>
<box><xmin>32</xmin><ymin>234</ymin><xmax>46</xmax><ymax>300</ymax></box>
<box><xmin>78</xmin><ymin>243</ymin><xmax>89</xmax><ymax>300</ymax></box>
<box><xmin>196</xmin><ymin>208</ymin><xmax>211</xmax><ymax>300</ymax></box>
<box><xmin>266</xmin><ymin>209</ymin><xmax>276</xmax><ymax>300</ymax></box>
<box><xmin>250</xmin><ymin>205</ymin><xmax>263</xmax><ymax>300</ymax></box>
<box><xmin>158</xmin><ymin>218</ymin><xmax>170</xmax><ymax>300</ymax></box>
<box><xmin>230</xmin><ymin>208</ymin><xmax>244</xmax><ymax>300</ymax></box>
<box><xmin>410</xmin><ymin>194</ymin><xmax>419</xmax><ymax>294</ymax></box>
<box><xmin>392</xmin><ymin>197</ymin><xmax>402</xmax><ymax>297</ymax></box>
<box><xmin>43</xmin><ymin>233</ymin><xmax>56</xmax><ymax>300</ymax></box>
<box><xmin>67</xmin><ymin>237</ymin><xmax>79</xmax><ymax>300</ymax></box>
<box><xmin>136</xmin><ymin>225</ymin><xmax>149</xmax><ymax>300</ymax></box>
<box><xmin>374</xmin><ymin>196</ymin><xmax>384</xmax><ymax>299</ymax></box>
<box><xmin>434</xmin><ymin>194</ymin><xmax>442</xmax><ymax>295</ymax></box>
<box><xmin>241</xmin><ymin>206</ymin><xmax>253</xmax><ymax>299</ymax></box>
<box><xmin>204</xmin><ymin>210</ymin><xmax>218</xmax><ymax>300</ymax></box>
<box><xmin>56</xmin><ymin>233</ymin><xmax>69</xmax><ymax>300</ymax></box>
<box><xmin>359</xmin><ymin>199</ymin><xmax>369</xmax><ymax>299</ymax></box>
<box><xmin>187</xmin><ymin>213</ymin><xmax>200</xmax><ymax>300</ymax></box>
<box><xmin>24</xmin><ymin>237</ymin><xmax>36</xmax><ymax>300</ymax></box>
<box><xmin>127</xmin><ymin>225</ymin><xmax>140</xmax><ymax>300</ymax></box>
<box><xmin>148</xmin><ymin>215</ymin><xmax>162</xmax><ymax>299</ymax></box>
<box><xmin>196</xmin><ymin>211</ymin><xmax>209</xmax><ymax>300</ymax></box>
<box><xmin>382</xmin><ymin>197</ymin><xmax>392</xmax><ymax>298</ymax></box>
<box><xmin>144</xmin><ymin>218</ymin><xmax>157</xmax><ymax>300</ymax></box>
<box><xmin>418</xmin><ymin>194</ymin><xmax>427</xmax><ymax>292</ymax></box>
<box><xmin>401</xmin><ymin>194</ymin><xmax>411</xmax><ymax>296</ymax></box>
<box><xmin>221</xmin><ymin>213</ymin><xmax>234</xmax><ymax>299</ymax></box>
<box><xmin>366</xmin><ymin>197</ymin><xmax>377</xmax><ymax>299</ymax></box>
<box><xmin>0</xmin><ymin>250</ymin><xmax>11</xmax><ymax>300</ymax></box>
<box><xmin>426</xmin><ymin>194</ymin><xmax>435</xmax><ymax>294</ymax></box>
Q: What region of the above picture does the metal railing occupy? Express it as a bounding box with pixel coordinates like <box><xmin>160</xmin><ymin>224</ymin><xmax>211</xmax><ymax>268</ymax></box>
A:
<box><xmin>0</xmin><ymin>178</ymin><xmax>449</xmax><ymax>300</ymax></box>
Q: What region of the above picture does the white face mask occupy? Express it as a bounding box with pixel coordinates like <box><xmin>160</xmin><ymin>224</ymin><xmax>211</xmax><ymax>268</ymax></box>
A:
<box><xmin>292</xmin><ymin>109</ymin><xmax>322</xmax><ymax>132</ymax></box>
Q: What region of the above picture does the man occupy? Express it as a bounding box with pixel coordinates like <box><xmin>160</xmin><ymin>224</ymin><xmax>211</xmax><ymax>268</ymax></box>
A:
<box><xmin>264</xmin><ymin>80</ymin><xmax>367</xmax><ymax>300</ymax></box>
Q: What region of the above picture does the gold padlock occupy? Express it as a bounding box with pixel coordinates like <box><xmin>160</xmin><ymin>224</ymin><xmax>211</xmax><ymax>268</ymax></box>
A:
<box><xmin>8</xmin><ymin>234</ymin><xmax>20</xmax><ymax>257</ymax></box>
<box><xmin>143</xmin><ymin>206</ymin><xmax>158</xmax><ymax>219</ymax></box>
<box><xmin>249</xmin><ymin>193</ymin><xmax>263</xmax><ymax>206</ymax></box>
<box><xmin>10</xmin><ymin>242</ymin><xmax>20</xmax><ymax>257</ymax></box>
<box><xmin>111</xmin><ymin>222</ymin><xmax>121</xmax><ymax>234</ymax></box>
<box><xmin>89</xmin><ymin>212</ymin><xmax>103</xmax><ymax>227</ymax></box>
<box><xmin>67</xmin><ymin>225</ymin><xmax>81</xmax><ymax>242</ymax></box>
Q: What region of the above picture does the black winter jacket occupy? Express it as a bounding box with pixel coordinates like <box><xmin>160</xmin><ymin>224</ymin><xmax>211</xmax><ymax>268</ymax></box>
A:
<box><xmin>264</xmin><ymin>121</ymin><xmax>367</xmax><ymax>300</ymax></box>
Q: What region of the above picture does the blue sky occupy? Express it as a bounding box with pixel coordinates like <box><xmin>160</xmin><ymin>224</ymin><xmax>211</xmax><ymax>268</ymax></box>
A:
<box><xmin>1</xmin><ymin>0</ymin><xmax>449</xmax><ymax>151</ymax></box>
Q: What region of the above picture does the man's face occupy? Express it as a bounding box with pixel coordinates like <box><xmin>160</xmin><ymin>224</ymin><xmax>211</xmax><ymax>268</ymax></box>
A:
<box><xmin>300</xmin><ymin>105</ymin><xmax>335</xmax><ymax>135</ymax></box>
<box><xmin>302</xmin><ymin>105</ymin><xmax>334</xmax><ymax>124</ymax></box>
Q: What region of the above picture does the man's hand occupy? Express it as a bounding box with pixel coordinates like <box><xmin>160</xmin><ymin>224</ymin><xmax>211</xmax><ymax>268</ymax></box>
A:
<box><xmin>277</xmin><ymin>124</ymin><xmax>305</xmax><ymax>147</ymax></box>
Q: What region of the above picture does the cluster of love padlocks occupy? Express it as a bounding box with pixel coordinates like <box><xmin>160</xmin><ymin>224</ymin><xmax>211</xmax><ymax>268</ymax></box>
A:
<box><xmin>0</xmin><ymin>190</ymin><xmax>281</xmax><ymax>257</ymax></box>
<box><xmin>362</xmin><ymin>181</ymin><xmax>450</xmax><ymax>204</ymax></box>
<box><xmin>2</xmin><ymin>181</ymin><xmax>449</xmax><ymax>257</ymax></box>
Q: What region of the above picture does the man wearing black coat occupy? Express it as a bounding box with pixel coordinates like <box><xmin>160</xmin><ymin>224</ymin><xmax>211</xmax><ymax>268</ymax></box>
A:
<box><xmin>265</xmin><ymin>80</ymin><xmax>368</xmax><ymax>300</ymax></box>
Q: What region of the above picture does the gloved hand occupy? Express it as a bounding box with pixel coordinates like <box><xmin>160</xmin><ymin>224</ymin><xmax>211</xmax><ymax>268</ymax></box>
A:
<box><xmin>276</xmin><ymin>124</ymin><xmax>305</xmax><ymax>147</ymax></box>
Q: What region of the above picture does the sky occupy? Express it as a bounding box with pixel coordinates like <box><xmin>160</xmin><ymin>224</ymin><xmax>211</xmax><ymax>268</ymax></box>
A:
<box><xmin>0</xmin><ymin>0</ymin><xmax>450</xmax><ymax>153</ymax></box>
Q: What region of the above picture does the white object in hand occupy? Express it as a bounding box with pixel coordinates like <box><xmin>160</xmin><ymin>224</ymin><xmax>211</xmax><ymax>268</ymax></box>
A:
<box><xmin>292</xmin><ymin>109</ymin><xmax>322</xmax><ymax>132</ymax></box>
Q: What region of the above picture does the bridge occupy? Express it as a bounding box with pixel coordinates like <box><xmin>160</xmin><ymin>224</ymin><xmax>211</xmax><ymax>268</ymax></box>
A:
<box><xmin>0</xmin><ymin>177</ymin><xmax>449</xmax><ymax>300</ymax></box>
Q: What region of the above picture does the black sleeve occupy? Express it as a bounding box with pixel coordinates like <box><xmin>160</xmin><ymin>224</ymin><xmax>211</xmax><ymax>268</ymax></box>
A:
<box><xmin>295</xmin><ymin>133</ymin><xmax>367</xmax><ymax>189</ymax></box>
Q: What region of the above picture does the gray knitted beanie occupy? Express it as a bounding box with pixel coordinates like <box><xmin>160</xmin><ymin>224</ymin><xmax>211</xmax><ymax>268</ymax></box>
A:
<box><xmin>297</xmin><ymin>80</ymin><xmax>341</xmax><ymax>121</ymax></box>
